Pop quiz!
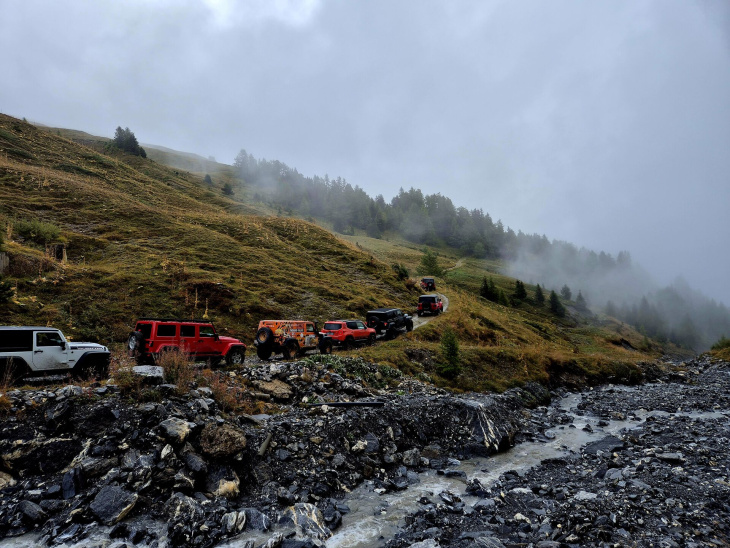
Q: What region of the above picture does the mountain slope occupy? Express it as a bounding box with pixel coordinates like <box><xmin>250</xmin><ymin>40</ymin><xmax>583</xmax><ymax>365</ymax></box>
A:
<box><xmin>0</xmin><ymin>115</ymin><xmax>416</xmax><ymax>343</ymax></box>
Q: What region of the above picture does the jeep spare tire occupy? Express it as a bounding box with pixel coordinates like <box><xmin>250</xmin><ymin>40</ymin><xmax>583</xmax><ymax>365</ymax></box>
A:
<box><xmin>128</xmin><ymin>331</ymin><xmax>144</xmax><ymax>354</ymax></box>
<box><xmin>256</xmin><ymin>327</ymin><xmax>273</xmax><ymax>346</ymax></box>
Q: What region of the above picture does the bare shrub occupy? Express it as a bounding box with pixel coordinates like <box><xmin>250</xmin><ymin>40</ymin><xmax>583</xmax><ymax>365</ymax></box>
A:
<box><xmin>157</xmin><ymin>349</ymin><xmax>195</xmax><ymax>392</ymax></box>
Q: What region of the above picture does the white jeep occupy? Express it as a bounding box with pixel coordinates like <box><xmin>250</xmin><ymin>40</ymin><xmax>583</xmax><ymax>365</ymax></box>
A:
<box><xmin>0</xmin><ymin>326</ymin><xmax>110</xmax><ymax>383</ymax></box>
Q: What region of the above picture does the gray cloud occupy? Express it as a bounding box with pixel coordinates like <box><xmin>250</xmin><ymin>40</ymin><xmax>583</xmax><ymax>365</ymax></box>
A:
<box><xmin>1</xmin><ymin>0</ymin><xmax>728</xmax><ymax>303</ymax></box>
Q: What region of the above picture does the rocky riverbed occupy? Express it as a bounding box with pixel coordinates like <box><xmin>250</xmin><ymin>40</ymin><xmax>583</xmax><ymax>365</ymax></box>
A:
<box><xmin>0</xmin><ymin>355</ymin><xmax>727</xmax><ymax>548</ymax></box>
<box><xmin>384</xmin><ymin>355</ymin><xmax>730</xmax><ymax>548</ymax></box>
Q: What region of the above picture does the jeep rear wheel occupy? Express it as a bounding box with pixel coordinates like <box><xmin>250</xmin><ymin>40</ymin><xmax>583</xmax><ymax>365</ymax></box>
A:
<box><xmin>344</xmin><ymin>337</ymin><xmax>355</xmax><ymax>351</ymax></box>
<box><xmin>283</xmin><ymin>341</ymin><xmax>299</xmax><ymax>360</ymax></box>
<box><xmin>225</xmin><ymin>348</ymin><xmax>245</xmax><ymax>367</ymax></box>
<box><xmin>257</xmin><ymin>347</ymin><xmax>272</xmax><ymax>360</ymax></box>
<box><xmin>319</xmin><ymin>338</ymin><xmax>333</xmax><ymax>355</ymax></box>
<box><xmin>367</xmin><ymin>334</ymin><xmax>376</xmax><ymax>346</ymax></box>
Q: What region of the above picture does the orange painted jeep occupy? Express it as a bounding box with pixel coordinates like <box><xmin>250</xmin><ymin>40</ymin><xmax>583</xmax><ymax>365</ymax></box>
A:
<box><xmin>253</xmin><ymin>320</ymin><xmax>333</xmax><ymax>360</ymax></box>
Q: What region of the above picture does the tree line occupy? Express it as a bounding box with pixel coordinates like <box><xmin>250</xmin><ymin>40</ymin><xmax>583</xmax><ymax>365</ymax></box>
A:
<box><xmin>231</xmin><ymin>148</ymin><xmax>730</xmax><ymax>351</ymax></box>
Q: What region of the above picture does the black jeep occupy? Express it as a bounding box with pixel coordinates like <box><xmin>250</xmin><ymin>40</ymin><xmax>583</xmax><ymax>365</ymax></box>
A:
<box><xmin>366</xmin><ymin>308</ymin><xmax>414</xmax><ymax>339</ymax></box>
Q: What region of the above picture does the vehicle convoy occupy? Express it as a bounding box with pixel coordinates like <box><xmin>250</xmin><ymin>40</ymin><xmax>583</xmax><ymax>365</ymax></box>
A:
<box><xmin>0</xmin><ymin>326</ymin><xmax>110</xmax><ymax>382</ymax></box>
<box><xmin>254</xmin><ymin>320</ymin><xmax>332</xmax><ymax>360</ymax></box>
<box><xmin>420</xmin><ymin>277</ymin><xmax>436</xmax><ymax>291</ymax></box>
<box><xmin>320</xmin><ymin>320</ymin><xmax>377</xmax><ymax>349</ymax></box>
<box><xmin>366</xmin><ymin>308</ymin><xmax>414</xmax><ymax>339</ymax></box>
<box><xmin>417</xmin><ymin>294</ymin><xmax>443</xmax><ymax>316</ymax></box>
<box><xmin>127</xmin><ymin>318</ymin><xmax>246</xmax><ymax>366</ymax></box>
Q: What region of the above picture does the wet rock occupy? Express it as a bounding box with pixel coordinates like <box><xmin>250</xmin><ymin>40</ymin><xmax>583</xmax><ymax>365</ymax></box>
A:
<box><xmin>255</xmin><ymin>379</ymin><xmax>293</xmax><ymax>401</ymax></box>
<box><xmin>199</xmin><ymin>422</ymin><xmax>247</xmax><ymax>459</ymax></box>
<box><xmin>205</xmin><ymin>464</ymin><xmax>240</xmax><ymax>498</ymax></box>
<box><xmin>17</xmin><ymin>500</ymin><xmax>47</xmax><ymax>524</ymax></box>
<box><xmin>242</xmin><ymin>507</ymin><xmax>271</xmax><ymax>531</ymax></box>
<box><xmin>279</xmin><ymin>503</ymin><xmax>332</xmax><ymax>541</ymax></box>
<box><xmin>158</xmin><ymin>417</ymin><xmax>192</xmax><ymax>444</ymax></box>
<box><xmin>89</xmin><ymin>485</ymin><xmax>138</xmax><ymax>525</ymax></box>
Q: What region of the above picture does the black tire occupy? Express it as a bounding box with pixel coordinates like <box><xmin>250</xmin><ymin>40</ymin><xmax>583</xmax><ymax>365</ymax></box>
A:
<box><xmin>367</xmin><ymin>334</ymin><xmax>376</xmax><ymax>346</ymax></box>
<box><xmin>127</xmin><ymin>331</ymin><xmax>144</xmax><ymax>358</ymax></box>
<box><xmin>257</xmin><ymin>347</ymin><xmax>272</xmax><ymax>361</ymax></box>
<box><xmin>283</xmin><ymin>341</ymin><xmax>299</xmax><ymax>360</ymax></box>
<box><xmin>0</xmin><ymin>360</ymin><xmax>30</xmax><ymax>386</ymax></box>
<box><xmin>385</xmin><ymin>328</ymin><xmax>396</xmax><ymax>340</ymax></box>
<box><xmin>74</xmin><ymin>356</ymin><xmax>109</xmax><ymax>381</ymax></box>
<box><xmin>319</xmin><ymin>338</ymin><xmax>333</xmax><ymax>355</ymax></box>
<box><xmin>344</xmin><ymin>337</ymin><xmax>355</xmax><ymax>351</ymax></box>
<box><xmin>406</xmin><ymin>321</ymin><xmax>413</xmax><ymax>332</ymax></box>
<box><xmin>225</xmin><ymin>347</ymin><xmax>245</xmax><ymax>367</ymax></box>
<box><xmin>256</xmin><ymin>327</ymin><xmax>273</xmax><ymax>346</ymax></box>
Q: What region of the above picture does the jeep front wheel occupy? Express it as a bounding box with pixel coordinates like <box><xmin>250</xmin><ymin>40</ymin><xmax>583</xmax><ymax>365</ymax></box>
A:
<box><xmin>367</xmin><ymin>334</ymin><xmax>376</xmax><ymax>345</ymax></box>
<box><xmin>283</xmin><ymin>341</ymin><xmax>299</xmax><ymax>360</ymax></box>
<box><xmin>225</xmin><ymin>348</ymin><xmax>245</xmax><ymax>367</ymax></box>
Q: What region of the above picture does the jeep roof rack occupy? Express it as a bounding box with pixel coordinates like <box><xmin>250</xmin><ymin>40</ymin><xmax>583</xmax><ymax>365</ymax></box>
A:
<box><xmin>136</xmin><ymin>318</ymin><xmax>214</xmax><ymax>323</ymax></box>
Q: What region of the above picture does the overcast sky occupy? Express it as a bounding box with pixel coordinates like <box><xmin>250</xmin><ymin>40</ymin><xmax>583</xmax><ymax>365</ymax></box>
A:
<box><xmin>1</xmin><ymin>0</ymin><xmax>729</xmax><ymax>304</ymax></box>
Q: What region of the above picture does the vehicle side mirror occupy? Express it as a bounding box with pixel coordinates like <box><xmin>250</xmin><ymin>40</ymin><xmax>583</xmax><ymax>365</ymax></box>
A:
<box><xmin>60</xmin><ymin>341</ymin><xmax>66</xmax><ymax>350</ymax></box>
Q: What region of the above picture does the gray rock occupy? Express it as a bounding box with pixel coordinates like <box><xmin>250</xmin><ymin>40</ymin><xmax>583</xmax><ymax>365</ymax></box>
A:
<box><xmin>158</xmin><ymin>417</ymin><xmax>192</xmax><ymax>444</ymax></box>
<box><xmin>279</xmin><ymin>503</ymin><xmax>332</xmax><ymax>541</ymax></box>
<box><xmin>132</xmin><ymin>365</ymin><xmax>164</xmax><ymax>385</ymax></box>
<box><xmin>90</xmin><ymin>485</ymin><xmax>138</xmax><ymax>525</ymax></box>
<box><xmin>17</xmin><ymin>500</ymin><xmax>47</xmax><ymax>524</ymax></box>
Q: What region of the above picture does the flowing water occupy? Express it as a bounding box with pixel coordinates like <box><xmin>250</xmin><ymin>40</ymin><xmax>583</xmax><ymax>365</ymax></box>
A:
<box><xmin>3</xmin><ymin>389</ymin><xmax>726</xmax><ymax>548</ymax></box>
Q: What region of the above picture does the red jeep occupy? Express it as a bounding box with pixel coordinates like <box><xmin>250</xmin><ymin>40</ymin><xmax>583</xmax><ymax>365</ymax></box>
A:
<box><xmin>128</xmin><ymin>318</ymin><xmax>246</xmax><ymax>366</ymax></box>
<box><xmin>417</xmin><ymin>294</ymin><xmax>443</xmax><ymax>316</ymax></box>
<box><xmin>320</xmin><ymin>320</ymin><xmax>377</xmax><ymax>350</ymax></box>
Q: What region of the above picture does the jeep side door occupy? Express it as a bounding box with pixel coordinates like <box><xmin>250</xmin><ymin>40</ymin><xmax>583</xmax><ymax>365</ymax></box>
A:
<box><xmin>197</xmin><ymin>324</ymin><xmax>219</xmax><ymax>357</ymax></box>
<box><xmin>32</xmin><ymin>331</ymin><xmax>69</xmax><ymax>371</ymax></box>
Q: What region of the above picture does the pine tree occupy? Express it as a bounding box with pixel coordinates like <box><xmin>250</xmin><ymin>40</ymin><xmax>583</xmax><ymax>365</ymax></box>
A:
<box><xmin>203</xmin><ymin>174</ymin><xmax>213</xmax><ymax>185</ymax></box>
<box><xmin>534</xmin><ymin>284</ymin><xmax>545</xmax><ymax>305</ymax></box>
<box><xmin>513</xmin><ymin>280</ymin><xmax>527</xmax><ymax>300</ymax></box>
<box><xmin>417</xmin><ymin>249</ymin><xmax>443</xmax><ymax>276</ymax></box>
<box><xmin>222</xmin><ymin>183</ymin><xmax>234</xmax><ymax>195</ymax></box>
<box><xmin>0</xmin><ymin>277</ymin><xmax>13</xmax><ymax>304</ymax></box>
<box><xmin>498</xmin><ymin>290</ymin><xmax>510</xmax><ymax>307</ymax></box>
<box><xmin>550</xmin><ymin>290</ymin><xmax>566</xmax><ymax>317</ymax></box>
<box><xmin>560</xmin><ymin>284</ymin><xmax>572</xmax><ymax>301</ymax></box>
<box><xmin>480</xmin><ymin>276</ymin><xmax>498</xmax><ymax>301</ymax></box>
<box><xmin>576</xmin><ymin>291</ymin><xmax>587</xmax><ymax>311</ymax></box>
<box><xmin>438</xmin><ymin>328</ymin><xmax>461</xmax><ymax>378</ymax></box>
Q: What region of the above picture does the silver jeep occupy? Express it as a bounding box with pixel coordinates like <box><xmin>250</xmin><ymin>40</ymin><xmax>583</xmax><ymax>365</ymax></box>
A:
<box><xmin>0</xmin><ymin>326</ymin><xmax>110</xmax><ymax>383</ymax></box>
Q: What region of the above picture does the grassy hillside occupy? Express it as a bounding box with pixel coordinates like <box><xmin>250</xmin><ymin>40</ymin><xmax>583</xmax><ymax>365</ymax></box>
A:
<box><xmin>0</xmin><ymin>115</ymin><xmax>417</xmax><ymax>345</ymax></box>
<box><xmin>0</xmin><ymin>114</ymin><xmax>683</xmax><ymax>392</ymax></box>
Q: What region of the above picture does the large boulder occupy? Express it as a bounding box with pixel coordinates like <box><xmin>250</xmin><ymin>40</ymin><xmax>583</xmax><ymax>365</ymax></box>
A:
<box><xmin>89</xmin><ymin>485</ymin><xmax>138</xmax><ymax>525</ymax></box>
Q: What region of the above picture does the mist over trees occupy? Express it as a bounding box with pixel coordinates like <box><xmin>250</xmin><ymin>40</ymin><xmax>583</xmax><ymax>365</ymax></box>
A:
<box><xmin>233</xmin><ymin>148</ymin><xmax>730</xmax><ymax>351</ymax></box>
<box><xmin>507</xmin><ymin>241</ymin><xmax>730</xmax><ymax>351</ymax></box>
